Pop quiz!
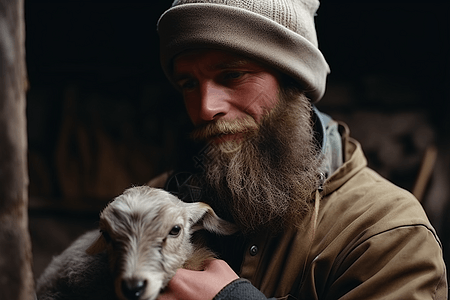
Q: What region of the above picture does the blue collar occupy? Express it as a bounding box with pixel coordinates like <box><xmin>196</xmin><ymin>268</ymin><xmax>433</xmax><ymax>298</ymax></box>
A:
<box><xmin>312</xmin><ymin>105</ymin><xmax>332</xmax><ymax>155</ymax></box>
<box><xmin>312</xmin><ymin>106</ymin><xmax>343</xmax><ymax>179</ymax></box>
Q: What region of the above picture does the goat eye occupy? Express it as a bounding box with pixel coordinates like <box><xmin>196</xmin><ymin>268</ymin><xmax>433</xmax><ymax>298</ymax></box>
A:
<box><xmin>169</xmin><ymin>225</ymin><xmax>181</xmax><ymax>237</ymax></box>
<box><xmin>101</xmin><ymin>230</ymin><xmax>111</xmax><ymax>243</ymax></box>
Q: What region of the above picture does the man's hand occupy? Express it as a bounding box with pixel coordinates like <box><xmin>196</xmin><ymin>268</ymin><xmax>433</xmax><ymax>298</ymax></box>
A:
<box><xmin>159</xmin><ymin>259</ymin><xmax>239</xmax><ymax>300</ymax></box>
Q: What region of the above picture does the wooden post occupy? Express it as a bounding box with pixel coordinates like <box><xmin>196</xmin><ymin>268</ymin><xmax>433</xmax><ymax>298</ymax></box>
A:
<box><xmin>0</xmin><ymin>0</ymin><xmax>35</xmax><ymax>298</ymax></box>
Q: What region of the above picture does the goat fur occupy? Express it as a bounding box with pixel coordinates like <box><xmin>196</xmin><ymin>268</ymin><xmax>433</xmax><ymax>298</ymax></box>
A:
<box><xmin>36</xmin><ymin>186</ymin><xmax>238</xmax><ymax>300</ymax></box>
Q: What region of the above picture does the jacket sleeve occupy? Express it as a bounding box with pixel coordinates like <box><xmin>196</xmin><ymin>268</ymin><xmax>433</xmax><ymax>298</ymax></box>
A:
<box><xmin>214</xmin><ymin>279</ymin><xmax>276</xmax><ymax>300</ymax></box>
<box><xmin>323</xmin><ymin>225</ymin><xmax>447</xmax><ymax>300</ymax></box>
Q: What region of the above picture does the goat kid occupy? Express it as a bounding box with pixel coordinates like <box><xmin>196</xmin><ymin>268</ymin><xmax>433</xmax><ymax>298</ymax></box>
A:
<box><xmin>36</xmin><ymin>186</ymin><xmax>238</xmax><ymax>300</ymax></box>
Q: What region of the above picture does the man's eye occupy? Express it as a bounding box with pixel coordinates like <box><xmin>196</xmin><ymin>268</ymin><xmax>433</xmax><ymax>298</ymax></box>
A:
<box><xmin>178</xmin><ymin>79</ymin><xmax>197</xmax><ymax>90</ymax></box>
<box><xmin>223</xmin><ymin>72</ymin><xmax>244</xmax><ymax>80</ymax></box>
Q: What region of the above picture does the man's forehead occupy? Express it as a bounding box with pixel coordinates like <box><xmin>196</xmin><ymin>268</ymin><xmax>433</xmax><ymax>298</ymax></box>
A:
<box><xmin>173</xmin><ymin>49</ymin><xmax>260</xmax><ymax>71</ymax></box>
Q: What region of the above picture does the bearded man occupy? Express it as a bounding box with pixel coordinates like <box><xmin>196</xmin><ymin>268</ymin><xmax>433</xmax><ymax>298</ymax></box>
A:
<box><xmin>154</xmin><ymin>0</ymin><xmax>448</xmax><ymax>299</ymax></box>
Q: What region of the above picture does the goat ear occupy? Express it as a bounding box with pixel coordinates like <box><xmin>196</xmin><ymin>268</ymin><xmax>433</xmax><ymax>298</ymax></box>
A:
<box><xmin>85</xmin><ymin>233</ymin><xmax>107</xmax><ymax>255</ymax></box>
<box><xmin>188</xmin><ymin>202</ymin><xmax>238</xmax><ymax>235</ymax></box>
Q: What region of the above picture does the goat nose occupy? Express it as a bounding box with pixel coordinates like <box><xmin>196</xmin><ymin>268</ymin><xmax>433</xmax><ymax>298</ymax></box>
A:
<box><xmin>121</xmin><ymin>278</ymin><xmax>147</xmax><ymax>300</ymax></box>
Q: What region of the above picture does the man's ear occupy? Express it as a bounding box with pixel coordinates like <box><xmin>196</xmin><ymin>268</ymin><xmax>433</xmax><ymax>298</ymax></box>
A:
<box><xmin>187</xmin><ymin>202</ymin><xmax>238</xmax><ymax>235</ymax></box>
<box><xmin>85</xmin><ymin>232</ymin><xmax>107</xmax><ymax>255</ymax></box>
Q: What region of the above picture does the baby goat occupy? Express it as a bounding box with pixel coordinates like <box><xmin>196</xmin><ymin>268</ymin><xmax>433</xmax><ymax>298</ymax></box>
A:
<box><xmin>36</xmin><ymin>186</ymin><xmax>238</xmax><ymax>300</ymax></box>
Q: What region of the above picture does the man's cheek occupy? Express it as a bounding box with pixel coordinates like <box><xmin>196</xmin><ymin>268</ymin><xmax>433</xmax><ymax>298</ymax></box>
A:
<box><xmin>242</xmin><ymin>91</ymin><xmax>278</xmax><ymax>122</ymax></box>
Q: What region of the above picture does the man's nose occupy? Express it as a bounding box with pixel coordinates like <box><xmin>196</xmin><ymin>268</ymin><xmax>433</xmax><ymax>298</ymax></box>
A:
<box><xmin>197</xmin><ymin>81</ymin><xmax>230</xmax><ymax>122</ymax></box>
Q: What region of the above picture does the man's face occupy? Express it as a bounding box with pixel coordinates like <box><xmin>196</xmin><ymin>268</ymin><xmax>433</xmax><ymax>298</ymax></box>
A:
<box><xmin>173</xmin><ymin>49</ymin><xmax>322</xmax><ymax>233</ymax></box>
<box><xmin>173</xmin><ymin>49</ymin><xmax>281</xmax><ymax>144</ymax></box>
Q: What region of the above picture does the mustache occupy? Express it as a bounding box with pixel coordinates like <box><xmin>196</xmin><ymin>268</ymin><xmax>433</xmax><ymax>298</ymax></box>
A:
<box><xmin>190</xmin><ymin>116</ymin><xmax>259</xmax><ymax>141</ymax></box>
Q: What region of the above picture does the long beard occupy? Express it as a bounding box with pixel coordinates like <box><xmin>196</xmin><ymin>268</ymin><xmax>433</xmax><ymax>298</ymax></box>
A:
<box><xmin>193</xmin><ymin>90</ymin><xmax>323</xmax><ymax>233</ymax></box>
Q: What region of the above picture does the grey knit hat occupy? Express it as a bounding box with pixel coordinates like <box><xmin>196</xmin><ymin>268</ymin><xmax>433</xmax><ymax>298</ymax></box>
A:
<box><xmin>157</xmin><ymin>0</ymin><xmax>330</xmax><ymax>103</ymax></box>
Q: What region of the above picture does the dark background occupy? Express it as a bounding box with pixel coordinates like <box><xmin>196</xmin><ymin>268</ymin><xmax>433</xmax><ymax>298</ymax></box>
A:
<box><xmin>24</xmin><ymin>0</ymin><xmax>449</xmax><ymax>282</ymax></box>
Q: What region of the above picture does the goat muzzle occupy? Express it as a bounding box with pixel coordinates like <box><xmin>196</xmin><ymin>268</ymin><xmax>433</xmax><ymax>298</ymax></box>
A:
<box><xmin>121</xmin><ymin>278</ymin><xmax>148</xmax><ymax>300</ymax></box>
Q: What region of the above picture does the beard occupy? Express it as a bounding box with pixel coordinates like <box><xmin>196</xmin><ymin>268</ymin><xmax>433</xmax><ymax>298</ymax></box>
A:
<box><xmin>191</xmin><ymin>89</ymin><xmax>324</xmax><ymax>233</ymax></box>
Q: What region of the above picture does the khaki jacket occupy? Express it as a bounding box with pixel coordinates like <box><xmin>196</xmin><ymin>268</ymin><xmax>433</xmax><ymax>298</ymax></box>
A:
<box><xmin>213</xmin><ymin>123</ymin><xmax>447</xmax><ymax>300</ymax></box>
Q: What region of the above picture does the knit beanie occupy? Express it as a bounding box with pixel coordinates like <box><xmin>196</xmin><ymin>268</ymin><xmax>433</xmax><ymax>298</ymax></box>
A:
<box><xmin>157</xmin><ymin>0</ymin><xmax>330</xmax><ymax>103</ymax></box>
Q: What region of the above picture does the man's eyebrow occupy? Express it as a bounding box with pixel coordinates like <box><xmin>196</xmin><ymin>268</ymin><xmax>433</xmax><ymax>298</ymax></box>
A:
<box><xmin>172</xmin><ymin>58</ymin><xmax>255</xmax><ymax>82</ymax></box>
<box><xmin>173</xmin><ymin>73</ymin><xmax>190</xmax><ymax>83</ymax></box>
<box><xmin>213</xmin><ymin>59</ymin><xmax>252</xmax><ymax>70</ymax></box>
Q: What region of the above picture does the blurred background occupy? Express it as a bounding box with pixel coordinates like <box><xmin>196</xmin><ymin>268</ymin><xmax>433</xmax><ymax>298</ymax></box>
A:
<box><xmin>25</xmin><ymin>0</ymin><xmax>449</xmax><ymax>283</ymax></box>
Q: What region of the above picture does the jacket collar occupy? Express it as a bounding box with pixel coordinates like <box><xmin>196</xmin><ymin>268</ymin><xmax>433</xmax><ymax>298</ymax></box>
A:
<box><xmin>312</xmin><ymin>106</ymin><xmax>344</xmax><ymax>184</ymax></box>
<box><xmin>322</xmin><ymin>121</ymin><xmax>368</xmax><ymax>196</ymax></box>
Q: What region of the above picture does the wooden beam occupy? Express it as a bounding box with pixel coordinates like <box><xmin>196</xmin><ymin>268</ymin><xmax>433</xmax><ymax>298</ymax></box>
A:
<box><xmin>0</xmin><ymin>0</ymin><xmax>34</xmax><ymax>298</ymax></box>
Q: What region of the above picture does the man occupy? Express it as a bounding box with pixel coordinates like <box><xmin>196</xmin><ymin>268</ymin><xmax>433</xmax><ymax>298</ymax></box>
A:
<box><xmin>155</xmin><ymin>0</ymin><xmax>447</xmax><ymax>299</ymax></box>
